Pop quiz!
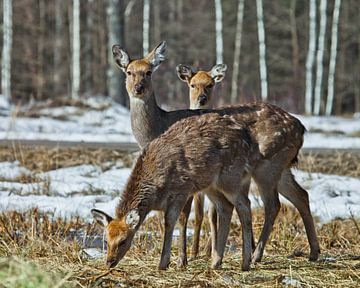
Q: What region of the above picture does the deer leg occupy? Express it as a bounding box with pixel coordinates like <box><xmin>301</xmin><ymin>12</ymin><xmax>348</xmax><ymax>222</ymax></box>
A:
<box><xmin>177</xmin><ymin>196</ymin><xmax>192</xmax><ymax>267</ymax></box>
<box><xmin>159</xmin><ymin>202</ymin><xmax>184</xmax><ymax>270</ymax></box>
<box><xmin>204</xmin><ymin>202</ymin><xmax>217</xmax><ymax>258</ymax></box>
<box><xmin>234</xmin><ymin>195</ymin><xmax>253</xmax><ymax>271</ymax></box>
<box><xmin>190</xmin><ymin>192</ymin><xmax>204</xmax><ymax>259</ymax></box>
<box><xmin>278</xmin><ymin>169</ymin><xmax>320</xmax><ymax>261</ymax></box>
<box><xmin>252</xmin><ymin>172</ymin><xmax>281</xmax><ymax>263</ymax></box>
<box><xmin>206</xmin><ymin>192</ymin><xmax>233</xmax><ymax>269</ymax></box>
<box><xmin>221</xmin><ymin>176</ymin><xmax>252</xmax><ymax>271</ymax></box>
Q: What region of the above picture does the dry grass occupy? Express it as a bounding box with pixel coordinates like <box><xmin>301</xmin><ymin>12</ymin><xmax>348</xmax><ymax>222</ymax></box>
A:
<box><xmin>14</xmin><ymin>97</ymin><xmax>111</xmax><ymax>119</ymax></box>
<box><xmin>0</xmin><ymin>145</ymin><xmax>135</xmax><ymax>174</ymax></box>
<box><xmin>0</xmin><ymin>147</ymin><xmax>359</xmax><ymax>287</ymax></box>
<box><xmin>298</xmin><ymin>152</ymin><xmax>360</xmax><ymax>178</ymax></box>
<box><xmin>1</xmin><ymin>146</ymin><xmax>358</xmax><ymax>178</ymax></box>
<box><xmin>0</xmin><ymin>208</ymin><xmax>359</xmax><ymax>287</ymax></box>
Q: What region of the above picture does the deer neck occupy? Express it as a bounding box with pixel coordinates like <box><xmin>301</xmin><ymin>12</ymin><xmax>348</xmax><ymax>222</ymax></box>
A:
<box><xmin>116</xmin><ymin>154</ymin><xmax>158</xmax><ymax>222</ymax></box>
<box><xmin>129</xmin><ymin>92</ymin><xmax>165</xmax><ymax>149</ymax></box>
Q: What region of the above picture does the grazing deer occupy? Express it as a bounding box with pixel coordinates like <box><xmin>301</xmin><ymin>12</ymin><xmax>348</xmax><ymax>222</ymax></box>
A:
<box><xmin>176</xmin><ymin>63</ymin><xmax>227</xmax><ymax>260</ymax></box>
<box><xmin>111</xmin><ymin>41</ymin><xmax>320</xmax><ymax>266</ymax></box>
<box><xmin>92</xmin><ymin>113</ymin><xmax>260</xmax><ymax>271</ymax></box>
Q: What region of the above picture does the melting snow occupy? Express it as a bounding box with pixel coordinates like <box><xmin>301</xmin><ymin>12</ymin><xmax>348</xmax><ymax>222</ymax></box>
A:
<box><xmin>0</xmin><ymin>160</ymin><xmax>359</xmax><ymax>224</ymax></box>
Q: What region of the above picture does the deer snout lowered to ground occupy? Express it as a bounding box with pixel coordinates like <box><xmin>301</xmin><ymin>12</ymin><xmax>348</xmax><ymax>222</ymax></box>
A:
<box><xmin>92</xmin><ymin>113</ymin><xmax>260</xmax><ymax>271</ymax></box>
<box><xmin>111</xmin><ymin>41</ymin><xmax>320</xmax><ymax>267</ymax></box>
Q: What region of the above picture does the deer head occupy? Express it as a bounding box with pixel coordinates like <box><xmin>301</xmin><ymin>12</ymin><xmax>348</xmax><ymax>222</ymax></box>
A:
<box><xmin>91</xmin><ymin>209</ymin><xmax>140</xmax><ymax>268</ymax></box>
<box><xmin>176</xmin><ymin>64</ymin><xmax>227</xmax><ymax>109</ymax></box>
<box><xmin>112</xmin><ymin>41</ymin><xmax>167</xmax><ymax>101</ymax></box>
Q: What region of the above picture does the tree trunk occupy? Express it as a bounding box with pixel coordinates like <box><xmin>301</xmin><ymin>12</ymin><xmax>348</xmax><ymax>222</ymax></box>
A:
<box><xmin>143</xmin><ymin>0</ymin><xmax>150</xmax><ymax>56</ymax></box>
<box><xmin>1</xmin><ymin>0</ymin><xmax>12</xmax><ymax>101</ymax></box>
<box><xmin>325</xmin><ymin>0</ymin><xmax>341</xmax><ymax>116</ymax></box>
<box><xmin>305</xmin><ymin>0</ymin><xmax>317</xmax><ymax>115</ymax></box>
<box><xmin>230</xmin><ymin>0</ymin><xmax>245</xmax><ymax>104</ymax></box>
<box><xmin>37</xmin><ymin>0</ymin><xmax>45</xmax><ymax>100</ymax></box>
<box><xmin>107</xmin><ymin>0</ymin><xmax>126</xmax><ymax>105</ymax></box>
<box><xmin>290</xmin><ymin>0</ymin><xmax>301</xmax><ymax>111</ymax></box>
<box><xmin>71</xmin><ymin>0</ymin><xmax>80</xmax><ymax>99</ymax></box>
<box><xmin>84</xmin><ymin>0</ymin><xmax>94</xmax><ymax>95</ymax></box>
<box><xmin>256</xmin><ymin>0</ymin><xmax>268</xmax><ymax>101</ymax></box>
<box><xmin>54</xmin><ymin>0</ymin><xmax>63</xmax><ymax>97</ymax></box>
<box><xmin>313</xmin><ymin>0</ymin><xmax>327</xmax><ymax>115</ymax></box>
<box><xmin>214</xmin><ymin>0</ymin><xmax>223</xmax><ymax>64</ymax></box>
<box><xmin>153</xmin><ymin>0</ymin><xmax>161</xmax><ymax>43</ymax></box>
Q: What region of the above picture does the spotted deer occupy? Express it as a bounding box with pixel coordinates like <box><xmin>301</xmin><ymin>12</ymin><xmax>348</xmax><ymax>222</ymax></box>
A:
<box><xmin>92</xmin><ymin>113</ymin><xmax>259</xmax><ymax>271</ymax></box>
<box><xmin>109</xmin><ymin>41</ymin><xmax>320</xmax><ymax>267</ymax></box>
<box><xmin>176</xmin><ymin>63</ymin><xmax>227</xmax><ymax>259</ymax></box>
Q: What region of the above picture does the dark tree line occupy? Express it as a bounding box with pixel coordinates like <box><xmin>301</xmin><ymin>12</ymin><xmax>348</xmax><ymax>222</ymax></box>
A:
<box><xmin>0</xmin><ymin>0</ymin><xmax>359</xmax><ymax>115</ymax></box>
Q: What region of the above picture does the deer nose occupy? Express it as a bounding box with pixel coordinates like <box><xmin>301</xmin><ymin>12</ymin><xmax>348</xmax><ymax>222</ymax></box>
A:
<box><xmin>199</xmin><ymin>95</ymin><xmax>207</xmax><ymax>106</ymax></box>
<box><xmin>106</xmin><ymin>258</ymin><xmax>117</xmax><ymax>269</ymax></box>
<box><xmin>134</xmin><ymin>83</ymin><xmax>144</xmax><ymax>94</ymax></box>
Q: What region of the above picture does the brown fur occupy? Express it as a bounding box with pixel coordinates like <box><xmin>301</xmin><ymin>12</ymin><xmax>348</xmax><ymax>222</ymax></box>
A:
<box><xmin>113</xmin><ymin>113</ymin><xmax>259</xmax><ymax>270</ymax></box>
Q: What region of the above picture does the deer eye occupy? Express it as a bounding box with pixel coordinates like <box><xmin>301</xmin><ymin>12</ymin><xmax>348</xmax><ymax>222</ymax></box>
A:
<box><xmin>146</xmin><ymin>71</ymin><xmax>152</xmax><ymax>77</ymax></box>
<box><xmin>207</xmin><ymin>84</ymin><xmax>214</xmax><ymax>89</ymax></box>
<box><xmin>126</xmin><ymin>71</ymin><xmax>131</xmax><ymax>76</ymax></box>
<box><xmin>190</xmin><ymin>84</ymin><xmax>195</xmax><ymax>88</ymax></box>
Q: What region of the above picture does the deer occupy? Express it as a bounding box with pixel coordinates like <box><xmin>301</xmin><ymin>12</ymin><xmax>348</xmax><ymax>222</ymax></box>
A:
<box><xmin>109</xmin><ymin>41</ymin><xmax>320</xmax><ymax>267</ymax></box>
<box><xmin>92</xmin><ymin>113</ymin><xmax>261</xmax><ymax>271</ymax></box>
<box><xmin>176</xmin><ymin>63</ymin><xmax>228</xmax><ymax>260</ymax></box>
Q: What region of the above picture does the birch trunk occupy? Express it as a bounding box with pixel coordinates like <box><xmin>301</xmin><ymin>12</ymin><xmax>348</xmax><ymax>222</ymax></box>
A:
<box><xmin>143</xmin><ymin>0</ymin><xmax>150</xmax><ymax>56</ymax></box>
<box><xmin>71</xmin><ymin>0</ymin><xmax>80</xmax><ymax>99</ymax></box>
<box><xmin>325</xmin><ymin>0</ymin><xmax>341</xmax><ymax>116</ymax></box>
<box><xmin>256</xmin><ymin>0</ymin><xmax>268</xmax><ymax>101</ymax></box>
<box><xmin>305</xmin><ymin>0</ymin><xmax>317</xmax><ymax>114</ymax></box>
<box><xmin>214</xmin><ymin>0</ymin><xmax>223</xmax><ymax>64</ymax></box>
<box><xmin>1</xmin><ymin>0</ymin><xmax>12</xmax><ymax>100</ymax></box>
<box><xmin>230</xmin><ymin>0</ymin><xmax>245</xmax><ymax>104</ymax></box>
<box><xmin>313</xmin><ymin>0</ymin><xmax>327</xmax><ymax>115</ymax></box>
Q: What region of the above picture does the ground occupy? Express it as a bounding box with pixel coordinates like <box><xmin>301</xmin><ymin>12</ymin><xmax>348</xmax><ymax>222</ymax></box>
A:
<box><xmin>0</xmin><ymin>147</ymin><xmax>359</xmax><ymax>287</ymax></box>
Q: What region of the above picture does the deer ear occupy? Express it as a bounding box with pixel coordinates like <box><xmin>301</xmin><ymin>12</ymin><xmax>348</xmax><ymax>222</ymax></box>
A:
<box><xmin>91</xmin><ymin>209</ymin><xmax>113</xmax><ymax>226</ymax></box>
<box><xmin>146</xmin><ymin>41</ymin><xmax>167</xmax><ymax>72</ymax></box>
<box><xmin>112</xmin><ymin>45</ymin><xmax>130</xmax><ymax>72</ymax></box>
<box><xmin>176</xmin><ymin>64</ymin><xmax>194</xmax><ymax>83</ymax></box>
<box><xmin>125</xmin><ymin>209</ymin><xmax>140</xmax><ymax>230</ymax></box>
<box><xmin>210</xmin><ymin>64</ymin><xmax>227</xmax><ymax>83</ymax></box>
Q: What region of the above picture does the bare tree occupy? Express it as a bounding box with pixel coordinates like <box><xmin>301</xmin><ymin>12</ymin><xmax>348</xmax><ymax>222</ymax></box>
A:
<box><xmin>305</xmin><ymin>0</ymin><xmax>317</xmax><ymax>114</ymax></box>
<box><xmin>214</xmin><ymin>0</ymin><xmax>223</xmax><ymax>64</ymax></box>
<box><xmin>289</xmin><ymin>0</ymin><xmax>301</xmax><ymax>108</ymax></box>
<box><xmin>107</xmin><ymin>0</ymin><xmax>126</xmax><ymax>105</ymax></box>
<box><xmin>313</xmin><ymin>0</ymin><xmax>327</xmax><ymax>115</ymax></box>
<box><xmin>143</xmin><ymin>0</ymin><xmax>150</xmax><ymax>56</ymax></box>
<box><xmin>230</xmin><ymin>0</ymin><xmax>245</xmax><ymax>104</ymax></box>
<box><xmin>71</xmin><ymin>0</ymin><xmax>80</xmax><ymax>99</ymax></box>
<box><xmin>256</xmin><ymin>0</ymin><xmax>268</xmax><ymax>101</ymax></box>
<box><xmin>325</xmin><ymin>0</ymin><xmax>342</xmax><ymax>116</ymax></box>
<box><xmin>1</xmin><ymin>0</ymin><xmax>12</xmax><ymax>100</ymax></box>
<box><xmin>54</xmin><ymin>0</ymin><xmax>63</xmax><ymax>97</ymax></box>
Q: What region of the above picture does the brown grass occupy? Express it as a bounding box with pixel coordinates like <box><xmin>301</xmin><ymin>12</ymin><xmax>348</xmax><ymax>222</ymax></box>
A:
<box><xmin>1</xmin><ymin>146</ymin><xmax>358</xmax><ymax>178</ymax></box>
<box><xmin>0</xmin><ymin>208</ymin><xmax>359</xmax><ymax>287</ymax></box>
<box><xmin>299</xmin><ymin>151</ymin><xmax>360</xmax><ymax>177</ymax></box>
<box><xmin>14</xmin><ymin>97</ymin><xmax>111</xmax><ymax>119</ymax></box>
<box><xmin>0</xmin><ymin>147</ymin><xmax>359</xmax><ymax>287</ymax></box>
<box><xmin>0</xmin><ymin>145</ymin><xmax>135</xmax><ymax>174</ymax></box>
